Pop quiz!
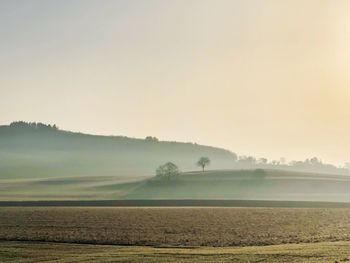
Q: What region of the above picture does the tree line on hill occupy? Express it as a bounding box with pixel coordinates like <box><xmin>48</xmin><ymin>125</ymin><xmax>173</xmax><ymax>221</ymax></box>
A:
<box><xmin>4</xmin><ymin>121</ymin><xmax>350</xmax><ymax>176</ymax></box>
<box><xmin>235</xmin><ymin>155</ymin><xmax>349</xmax><ymax>175</ymax></box>
<box><xmin>9</xmin><ymin>121</ymin><xmax>59</xmax><ymax>131</ymax></box>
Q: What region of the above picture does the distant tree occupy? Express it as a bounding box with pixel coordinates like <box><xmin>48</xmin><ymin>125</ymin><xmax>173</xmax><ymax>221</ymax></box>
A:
<box><xmin>289</xmin><ymin>160</ymin><xmax>302</xmax><ymax>167</ymax></box>
<box><xmin>258</xmin><ymin>158</ymin><xmax>268</xmax><ymax>165</ymax></box>
<box><xmin>270</xmin><ymin>160</ymin><xmax>279</xmax><ymax>166</ymax></box>
<box><xmin>238</xmin><ymin>156</ymin><xmax>256</xmax><ymax>165</ymax></box>
<box><xmin>309</xmin><ymin>157</ymin><xmax>321</xmax><ymax>165</ymax></box>
<box><xmin>9</xmin><ymin>121</ymin><xmax>58</xmax><ymax>131</ymax></box>
<box><xmin>10</xmin><ymin>121</ymin><xmax>32</xmax><ymax>129</ymax></box>
<box><xmin>156</xmin><ymin>162</ymin><xmax>180</xmax><ymax>180</ymax></box>
<box><xmin>197</xmin><ymin>157</ymin><xmax>210</xmax><ymax>172</ymax></box>
<box><xmin>145</xmin><ymin>136</ymin><xmax>159</xmax><ymax>142</ymax></box>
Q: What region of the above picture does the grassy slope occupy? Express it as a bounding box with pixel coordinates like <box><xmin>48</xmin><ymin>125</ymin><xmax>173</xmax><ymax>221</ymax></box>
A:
<box><xmin>0</xmin><ymin>175</ymin><xmax>145</xmax><ymax>201</ymax></box>
<box><xmin>3</xmin><ymin>169</ymin><xmax>350</xmax><ymax>201</ymax></box>
<box><xmin>2</xmin><ymin>124</ymin><xmax>350</xmax><ymax>202</ymax></box>
<box><xmin>123</xmin><ymin>169</ymin><xmax>350</xmax><ymax>202</ymax></box>
<box><xmin>1</xmin><ymin>241</ymin><xmax>350</xmax><ymax>263</ymax></box>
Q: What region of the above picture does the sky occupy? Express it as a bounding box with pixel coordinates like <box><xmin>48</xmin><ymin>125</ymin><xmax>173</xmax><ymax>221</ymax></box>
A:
<box><xmin>1</xmin><ymin>0</ymin><xmax>350</xmax><ymax>165</ymax></box>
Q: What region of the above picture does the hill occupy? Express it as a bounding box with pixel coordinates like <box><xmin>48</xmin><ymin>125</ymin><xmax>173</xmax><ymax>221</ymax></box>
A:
<box><xmin>2</xmin><ymin>122</ymin><xmax>350</xmax><ymax>202</ymax></box>
<box><xmin>2</xmin><ymin>168</ymin><xmax>350</xmax><ymax>201</ymax></box>
<box><xmin>0</xmin><ymin>122</ymin><xmax>236</xmax><ymax>180</ymax></box>
<box><xmin>117</xmin><ymin>169</ymin><xmax>350</xmax><ymax>202</ymax></box>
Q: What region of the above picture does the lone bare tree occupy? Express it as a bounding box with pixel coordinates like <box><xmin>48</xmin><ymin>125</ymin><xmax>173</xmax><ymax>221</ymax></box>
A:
<box><xmin>197</xmin><ymin>157</ymin><xmax>210</xmax><ymax>172</ymax></box>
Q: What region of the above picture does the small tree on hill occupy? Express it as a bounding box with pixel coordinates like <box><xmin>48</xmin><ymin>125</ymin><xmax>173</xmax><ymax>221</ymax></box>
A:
<box><xmin>197</xmin><ymin>157</ymin><xmax>210</xmax><ymax>172</ymax></box>
<box><xmin>156</xmin><ymin>162</ymin><xmax>180</xmax><ymax>180</ymax></box>
<box><xmin>145</xmin><ymin>136</ymin><xmax>159</xmax><ymax>142</ymax></box>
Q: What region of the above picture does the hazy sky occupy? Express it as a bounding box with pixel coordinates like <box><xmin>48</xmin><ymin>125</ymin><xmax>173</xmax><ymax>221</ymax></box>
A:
<box><xmin>1</xmin><ymin>0</ymin><xmax>350</xmax><ymax>165</ymax></box>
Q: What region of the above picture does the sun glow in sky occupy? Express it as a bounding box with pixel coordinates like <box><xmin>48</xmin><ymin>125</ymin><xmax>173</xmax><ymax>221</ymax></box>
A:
<box><xmin>1</xmin><ymin>0</ymin><xmax>350</xmax><ymax>165</ymax></box>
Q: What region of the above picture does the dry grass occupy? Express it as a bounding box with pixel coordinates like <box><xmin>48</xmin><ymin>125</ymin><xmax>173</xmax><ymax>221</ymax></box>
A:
<box><xmin>2</xmin><ymin>240</ymin><xmax>350</xmax><ymax>262</ymax></box>
<box><xmin>2</xmin><ymin>207</ymin><xmax>350</xmax><ymax>247</ymax></box>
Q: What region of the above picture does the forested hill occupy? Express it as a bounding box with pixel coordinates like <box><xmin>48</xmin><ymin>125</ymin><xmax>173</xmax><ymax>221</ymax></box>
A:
<box><xmin>0</xmin><ymin>122</ymin><xmax>237</xmax><ymax>179</ymax></box>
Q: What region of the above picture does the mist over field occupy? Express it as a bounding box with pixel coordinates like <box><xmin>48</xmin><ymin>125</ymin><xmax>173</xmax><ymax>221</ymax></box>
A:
<box><xmin>2</xmin><ymin>0</ymin><xmax>350</xmax><ymax>203</ymax></box>
<box><xmin>3</xmin><ymin>1</ymin><xmax>350</xmax><ymax>262</ymax></box>
<box><xmin>1</xmin><ymin>121</ymin><xmax>350</xmax><ymax>202</ymax></box>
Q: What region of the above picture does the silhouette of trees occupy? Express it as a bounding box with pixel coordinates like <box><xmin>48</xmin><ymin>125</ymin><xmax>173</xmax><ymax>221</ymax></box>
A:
<box><xmin>270</xmin><ymin>160</ymin><xmax>279</xmax><ymax>166</ymax></box>
<box><xmin>145</xmin><ymin>136</ymin><xmax>159</xmax><ymax>142</ymax></box>
<box><xmin>156</xmin><ymin>162</ymin><xmax>180</xmax><ymax>180</ymax></box>
<box><xmin>9</xmin><ymin>121</ymin><xmax>58</xmax><ymax>131</ymax></box>
<box><xmin>238</xmin><ymin>156</ymin><xmax>256</xmax><ymax>165</ymax></box>
<box><xmin>197</xmin><ymin>157</ymin><xmax>210</xmax><ymax>172</ymax></box>
<box><xmin>288</xmin><ymin>157</ymin><xmax>340</xmax><ymax>173</ymax></box>
<box><xmin>258</xmin><ymin>158</ymin><xmax>268</xmax><ymax>164</ymax></box>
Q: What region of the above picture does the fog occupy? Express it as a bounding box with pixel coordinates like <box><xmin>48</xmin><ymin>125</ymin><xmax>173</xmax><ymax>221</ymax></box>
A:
<box><xmin>1</xmin><ymin>1</ymin><xmax>350</xmax><ymax>164</ymax></box>
<box><xmin>1</xmin><ymin>122</ymin><xmax>350</xmax><ymax>202</ymax></box>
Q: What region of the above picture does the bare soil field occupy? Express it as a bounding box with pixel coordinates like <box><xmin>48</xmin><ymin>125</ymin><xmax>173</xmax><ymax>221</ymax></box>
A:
<box><xmin>2</xmin><ymin>240</ymin><xmax>350</xmax><ymax>263</ymax></box>
<box><xmin>2</xmin><ymin>207</ymin><xmax>350</xmax><ymax>247</ymax></box>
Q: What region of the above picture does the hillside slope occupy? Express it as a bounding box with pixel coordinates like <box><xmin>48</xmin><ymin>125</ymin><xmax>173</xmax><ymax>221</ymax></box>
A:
<box><xmin>3</xmin><ymin>169</ymin><xmax>350</xmax><ymax>201</ymax></box>
<box><xmin>121</xmin><ymin>169</ymin><xmax>350</xmax><ymax>202</ymax></box>
<box><xmin>0</xmin><ymin>122</ymin><xmax>236</xmax><ymax>179</ymax></box>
